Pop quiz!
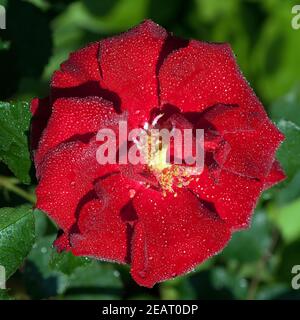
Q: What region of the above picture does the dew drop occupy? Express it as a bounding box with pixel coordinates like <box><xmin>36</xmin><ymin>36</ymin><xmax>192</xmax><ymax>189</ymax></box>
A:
<box><xmin>41</xmin><ymin>247</ymin><xmax>47</xmax><ymax>254</ymax></box>
<box><xmin>129</xmin><ymin>189</ymin><xmax>136</xmax><ymax>198</ymax></box>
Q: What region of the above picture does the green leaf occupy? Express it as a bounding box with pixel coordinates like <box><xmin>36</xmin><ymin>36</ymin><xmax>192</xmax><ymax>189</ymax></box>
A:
<box><xmin>251</xmin><ymin>1</ymin><xmax>300</xmax><ymax>102</ymax></box>
<box><xmin>83</xmin><ymin>0</ymin><xmax>119</xmax><ymax>17</ymax></box>
<box><xmin>256</xmin><ymin>284</ymin><xmax>290</xmax><ymax>300</ymax></box>
<box><xmin>50</xmin><ymin>251</ymin><xmax>91</xmax><ymax>275</ymax></box>
<box><xmin>160</xmin><ymin>258</ymin><xmax>215</xmax><ymax>300</ymax></box>
<box><xmin>273</xmin><ymin>171</ymin><xmax>300</xmax><ymax>205</ymax></box>
<box><xmin>0</xmin><ymin>206</ymin><xmax>35</xmax><ymax>279</ymax></box>
<box><xmin>272</xmin><ymin>198</ymin><xmax>300</xmax><ymax>244</ymax></box>
<box><xmin>211</xmin><ymin>267</ymin><xmax>248</xmax><ymax>299</ymax></box>
<box><xmin>271</xmin><ymin>85</ymin><xmax>300</xmax><ymax>127</ymax></box>
<box><xmin>23</xmin><ymin>235</ymin><xmax>69</xmax><ymax>299</ymax></box>
<box><xmin>0</xmin><ymin>101</ymin><xmax>32</xmax><ymax>184</ymax></box>
<box><xmin>276</xmin><ymin>120</ymin><xmax>300</xmax><ymax>181</ymax></box>
<box><xmin>34</xmin><ymin>209</ymin><xmax>53</xmax><ymax>238</ymax></box>
<box><xmin>221</xmin><ymin>211</ymin><xmax>272</xmax><ymax>263</ymax></box>
<box><xmin>0</xmin><ymin>289</ymin><xmax>13</xmax><ymax>300</ymax></box>
<box><xmin>24</xmin><ymin>235</ymin><xmax>123</xmax><ymax>300</ymax></box>
<box><xmin>64</xmin><ymin>261</ymin><xmax>124</xmax><ymax>300</ymax></box>
<box><xmin>160</xmin><ymin>278</ymin><xmax>197</xmax><ymax>300</ymax></box>
<box><xmin>263</xmin><ymin>118</ymin><xmax>300</xmax><ymax>204</ymax></box>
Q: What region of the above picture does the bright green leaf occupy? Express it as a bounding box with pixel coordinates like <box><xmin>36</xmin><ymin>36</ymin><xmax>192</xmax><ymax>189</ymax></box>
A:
<box><xmin>272</xmin><ymin>198</ymin><xmax>300</xmax><ymax>244</ymax></box>
<box><xmin>0</xmin><ymin>101</ymin><xmax>32</xmax><ymax>184</ymax></box>
<box><xmin>0</xmin><ymin>206</ymin><xmax>35</xmax><ymax>279</ymax></box>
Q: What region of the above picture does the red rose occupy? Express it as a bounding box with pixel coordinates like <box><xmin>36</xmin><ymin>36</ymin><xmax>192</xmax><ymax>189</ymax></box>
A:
<box><xmin>31</xmin><ymin>20</ymin><xmax>285</xmax><ymax>287</ymax></box>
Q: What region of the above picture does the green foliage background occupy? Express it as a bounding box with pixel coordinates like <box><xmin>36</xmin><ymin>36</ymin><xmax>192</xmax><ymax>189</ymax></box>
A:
<box><xmin>0</xmin><ymin>0</ymin><xmax>300</xmax><ymax>300</ymax></box>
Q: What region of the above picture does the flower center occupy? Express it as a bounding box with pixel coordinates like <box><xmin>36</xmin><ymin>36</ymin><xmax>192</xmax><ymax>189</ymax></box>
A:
<box><xmin>137</xmin><ymin>115</ymin><xmax>200</xmax><ymax>196</ymax></box>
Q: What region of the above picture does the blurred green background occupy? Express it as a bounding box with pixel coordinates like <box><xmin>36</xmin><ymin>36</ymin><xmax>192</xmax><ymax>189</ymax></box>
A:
<box><xmin>0</xmin><ymin>0</ymin><xmax>300</xmax><ymax>300</ymax></box>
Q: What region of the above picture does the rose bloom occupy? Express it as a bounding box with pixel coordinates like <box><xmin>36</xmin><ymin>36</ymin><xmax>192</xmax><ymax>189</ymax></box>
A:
<box><xmin>31</xmin><ymin>20</ymin><xmax>285</xmax><ymax>287</ymax></box>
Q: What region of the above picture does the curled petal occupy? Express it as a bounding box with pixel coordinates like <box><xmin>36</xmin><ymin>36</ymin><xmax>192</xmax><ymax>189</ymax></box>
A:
<box><xmin>34</xmin><ymin>96</ymin><xmax>117</xmax><ymax>166</ymax></box>
<box><xmin>36</xmin><ymin>140</ymin><xmax>117</xmax><ymax>232</ymax></box>
<box><xmin>214</xmin><ymin>124</ymin><xmax>284</xmax><ymax>179</ymax></box>
<box><xmin>70</xmin><ymin>174</ymin><xmax>142</xmax><ymax>264</ymax></box>
<box><xmin>189</xmin><ymin>169</ymin><xmax>263</xmax><ymax>230</ymax></box>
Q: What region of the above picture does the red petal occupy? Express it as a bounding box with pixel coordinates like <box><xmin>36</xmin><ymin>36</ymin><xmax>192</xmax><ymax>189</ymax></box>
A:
<box><xmin>99</xmin><ymin>20</ymin><xmax>167</xmax><ymax>126</ymax></box>
<box><xmin>36</xmin><ymin>140</ymin><xmax>117</xmax><ymax>232</ymax></box>
<box><xmin>159</xmin><ymin>41</ymin><xmax>267</xmax><ymax>117</ymax></box>
<box><xmin>34</xmin><ymin>96</ymin><xmax>117</xmax><ymax>166</ymax></box>
<box><xmin>130</xmin><ymin>189</ymin><xmax>231</xmax><ymax>287</ymax></box>
<box><xmin>198</xmin><ymin>104</ymin><xmax>284</xmax><ymax>179</ymax></box>
<box><xmin>263</xmin><ymin>160</ymin><xmax>286</xmax><ymax>190</ymax></box>
<box><xmin>51</xmin><ymin>42</ymin><xmax>101</xmax><ymax>98</ymax></box>
<box><xmin>70</xmin><ymin>174</ymin><xmax>141</xmax><ymax>264</ymax></box>
<box><xmin>201</xmin><ymin>104</ymin><xmax>262</xmax><ymax>134</ymax></box>
<box><xmin>54</xmin><ymin>231</ymin><xmax>71</xmax><ymax>252</ymax></box>
<box><xmin>189</xmin><ymin>169</ymin><xmax>263</xmax><ymax>230</ymax></box>
<box><xmin>159</xmin><ymin>41</ymin><xmax>284</xmax><ymax>179</ymax></box>
<box><xmin>215</xmin><ymin>124</ymin><xmax>283</xmax><ymax>179</ymax></box>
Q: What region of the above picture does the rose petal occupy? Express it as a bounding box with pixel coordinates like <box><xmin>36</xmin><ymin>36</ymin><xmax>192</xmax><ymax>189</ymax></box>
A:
<box><xmin>263</xmin><ymin>160</ymin><xmax>286</xmax><ymax>190</ymax></box>
<box><xmin>215</xmin><ymin>125</ymin><xmax>283</xmax><ymax>179</ymax></box>
<box><xmin>54</xmin><ymin>231</ymin><xmax>71</xmax><ymax>252</ymax></box>
<box><xmin>36</xmin><ymin>140</ymin><xmax>117</xmax><ymax>232</ymax></box>
<box><xmin>70</xmin><ymin>174</ymin><xmax>142</xmax><ymax>264</ymax></box>
<box><xmin>160</xmin><ymin>40</ymin><xmax>268</xmax><ymax>117</ymax></box>
<box><xmin>99</xmin><ymin>20</ymin><xmax>168</xmax><ymax>125</ymax></box>
<box><xmin>130</xmin><ymin>189</ymin><xmax>231</xmax><ymax>287</ymax></box>
<box><xmin>34</xmin><ymin>96</ymin><xmax>117</xmax><ymax>166</ymax></box>
<box><xmin>51</xmin><ymin>42</ymin><xmax>101</xmax><ymax>99</ymax></box>
<box><xmin>201</xmin><ymin>104</ymin><xmax>261</xmax><ymax>134</ymax></box>
<box><xmin>189</xmin><ymin>168</ymin><xmax>263</xmax><ymax>230</ymax></box>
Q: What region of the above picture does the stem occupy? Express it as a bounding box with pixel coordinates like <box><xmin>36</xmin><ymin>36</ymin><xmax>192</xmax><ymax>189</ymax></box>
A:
<box><xmin>0</xmin><ymin>176</ymin><xmax>36</xmax><ymax>204</ymax></box>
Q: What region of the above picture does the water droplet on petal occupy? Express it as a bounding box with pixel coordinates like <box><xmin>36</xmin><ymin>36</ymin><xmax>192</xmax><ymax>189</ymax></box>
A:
<box><xmin>129</xmin><ymin>189</ymin><xmax>136</xmax><ymax>198</ymax></box>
